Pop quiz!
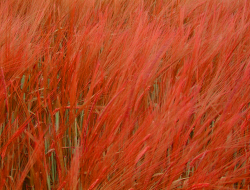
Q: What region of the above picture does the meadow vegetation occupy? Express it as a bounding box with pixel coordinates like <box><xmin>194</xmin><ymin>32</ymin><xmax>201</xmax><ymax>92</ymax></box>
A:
<box><xmin>0</xmin><ymin>0</ymin><xmax>250</xmax><ymax>189</ymax></box>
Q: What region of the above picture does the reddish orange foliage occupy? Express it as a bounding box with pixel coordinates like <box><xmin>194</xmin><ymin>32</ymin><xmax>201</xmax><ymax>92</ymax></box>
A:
<box><xmin>0</xmin><ymin>0</ymin><xmax>250</xmax><ymax>189</ymax></box>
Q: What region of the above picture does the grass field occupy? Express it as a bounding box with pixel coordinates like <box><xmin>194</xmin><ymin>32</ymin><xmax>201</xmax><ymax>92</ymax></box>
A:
<box><xmin>0</xmin><ymin>0</ymin><xmax>250</xmax><ymax>189</ymax></box>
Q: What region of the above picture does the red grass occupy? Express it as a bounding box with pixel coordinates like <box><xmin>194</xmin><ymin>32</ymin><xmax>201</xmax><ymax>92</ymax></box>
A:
<box><xmin>0</xmin><ymin>0</ymin><xmax>250</xmax><ymax>189</ymax></box>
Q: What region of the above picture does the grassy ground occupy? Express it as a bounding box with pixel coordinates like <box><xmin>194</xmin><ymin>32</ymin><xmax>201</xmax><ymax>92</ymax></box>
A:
<box><xmin>0</xmin><ymin>0</ymin><xmax>250</xmax><ymax>189</ymax></box>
